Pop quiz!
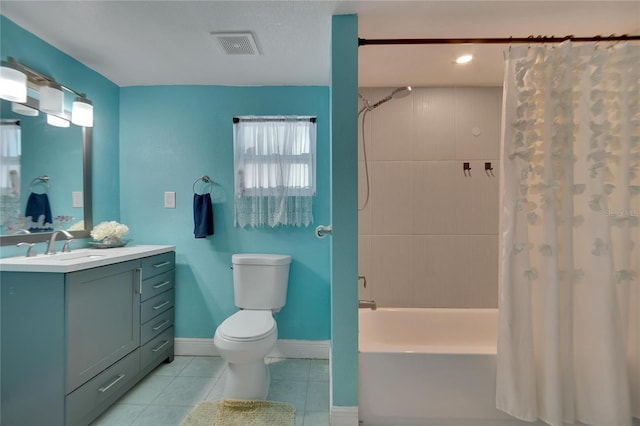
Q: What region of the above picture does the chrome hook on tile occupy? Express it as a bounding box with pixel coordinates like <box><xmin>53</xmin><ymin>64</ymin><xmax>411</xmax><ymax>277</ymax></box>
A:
<box><xmin>463</xmin><ymin>162</ymin><xmax>471</xmax><ymax>177</ymax></box>
<box><xmin>484</xmin><ymin>162</ymin><xmax>495</xmax><ymax>177</ymax></box>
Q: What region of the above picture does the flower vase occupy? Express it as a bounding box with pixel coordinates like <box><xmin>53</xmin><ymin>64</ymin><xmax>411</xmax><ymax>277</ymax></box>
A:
<box><xmin>103</xmin><ymin>236</ymin><xmax>123</xmax><ymax>246</ymax></box>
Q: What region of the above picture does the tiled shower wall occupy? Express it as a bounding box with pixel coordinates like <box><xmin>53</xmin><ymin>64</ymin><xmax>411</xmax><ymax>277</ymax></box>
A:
<box><xmin>358</xmin><ymin>87</ymin><xmax>502</xmax><ymax>308</ymax></box>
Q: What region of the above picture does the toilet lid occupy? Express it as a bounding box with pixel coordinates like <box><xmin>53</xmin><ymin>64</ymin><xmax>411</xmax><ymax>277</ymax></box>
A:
<box><xmin>218</xmin><ymin>310</ymin><xmax>276</xmax><ymax>341</ymax></box>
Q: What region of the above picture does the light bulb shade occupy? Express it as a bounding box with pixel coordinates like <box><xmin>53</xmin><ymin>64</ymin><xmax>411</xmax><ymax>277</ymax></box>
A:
<box><xmin>39</xmin><ymin>81</ymin><xmax>64</xmax><ymax>114</ymax></box>
<box><xmin>0</xmin><ymin>63</ymin><xmax>27</xmax><ymax>102</ymax></box>
<box><xmin>72</xmin><ymin>97</ymin><xmax>93</xmax><ymax>127</ymax></box>
<box><xmin>11</xmin><ymin>102</ymin><xmax>39</xmax><ymax>117</ymax></box>
<box><xmin>47</xmin><ymin>114</ymin><xmax>70</xmax><ymax>128</ymax></box>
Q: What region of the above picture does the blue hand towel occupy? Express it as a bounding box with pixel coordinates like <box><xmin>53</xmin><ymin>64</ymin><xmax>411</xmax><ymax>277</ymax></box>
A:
<box><xmin>25</xmin><ymin>192</ymin><xmax>53</xmax><ymax>232</ymax></box>
<box><xmin>193</xmin><ymin>193</ymin><xmax>214</xmax><ymax>238</ymax></box>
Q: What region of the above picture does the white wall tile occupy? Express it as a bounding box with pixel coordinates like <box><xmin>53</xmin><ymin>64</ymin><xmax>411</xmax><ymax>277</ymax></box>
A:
<box><xmin>370</xmin><ymin>89</ymin><xmax>414</xmax><ymax>161</ymax></box>
<box><xmin>371</xmin><ymin>161</ymin><xmax>414</xmax><ymax>235</ymax></box>
<box><xmin>471</xmin><ymin>235</ymin><xmax>499</xmax><ymax>308</ymax></box>
<box><xmin>358</xmin><ymin>161</ymin><xmax>372</xmax><ymax>235</ymax></box>
<box><xmin>413</xmin><ymin>88</ymin><xmax>456</xmax><ymax>161</ymax></box>
<box><xmin>454</xmin><ymin>159</ymin><xmax>500</xmax><ymax>235</ymax></box>
<box><xmin>412</xmin><ymin>235</ymin><xmax>466</xmax><ymax>307</ymax></box>
<box><xmin>370</xmin><ymin>236</ymin><xmax>414</xmax><ymax>307</ymax></box>
<box><xmin>412</xmin><ymin>235</ymin><xmax>498</xmax><ymax>308</ymax></box>
<box><xmin>358</xmin><ymin>236</ymin><xmax>373</xmax><ymax>301</ymax></box>
<box><xmin>413</xmin><ymin>161</ymin><xmax>457</xmax><ymax>235</ymax></box>
<box><xmin>358</xmin><ymin>86</ymin><xmax>501</xmax><ymax>309</ymax></box>
<box><xmin>454</xmin><ymin>87</ymin><xmax>502</xmax><ymax>160</ymax></box>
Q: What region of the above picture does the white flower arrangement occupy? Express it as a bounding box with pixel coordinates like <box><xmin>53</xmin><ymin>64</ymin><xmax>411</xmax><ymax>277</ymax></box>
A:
<box><xmin>91</xmin><ymin>221</ymin><xmax>129</xmax><ymax>242</ymax></box>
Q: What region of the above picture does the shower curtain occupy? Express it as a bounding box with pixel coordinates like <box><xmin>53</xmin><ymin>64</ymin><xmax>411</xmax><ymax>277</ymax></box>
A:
<box><xmin>497</xmin><ymin>41</ymin><xmax>640</xmax><ymax>426</ymax></box>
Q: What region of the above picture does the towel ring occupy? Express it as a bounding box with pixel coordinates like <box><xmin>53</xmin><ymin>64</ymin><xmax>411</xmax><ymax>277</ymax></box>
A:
<box><xmin>29</xmin><ymin>175</ymin><xmax>50</xmax><ymax>193</ymax></box>
<box><xmin>193</xmin><ymin>175</ymin><xmax>213</xmax><ymax>195</ymax></box>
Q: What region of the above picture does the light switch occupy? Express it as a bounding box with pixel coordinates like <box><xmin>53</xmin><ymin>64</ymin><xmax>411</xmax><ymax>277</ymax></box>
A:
<box><xmin>164</xmin><ymin>191</ymin><xmax>176</xmax><ymax>209</ymax></box>
<box><xmin>72</xmin><ymin>191</ymin><xmax>83</xmax><ymax>208</ymax></box>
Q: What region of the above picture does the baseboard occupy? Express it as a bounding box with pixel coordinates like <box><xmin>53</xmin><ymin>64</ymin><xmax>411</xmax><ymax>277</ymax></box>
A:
<box><xmin>269</xmin><ymin>339</ymin><xmax>330</xmax><ymax>359</ymax></box>
<box><xmin>174</xmin><ymin>337</ymin><xmax>217</xmax><ymax>356</ymax></box>
<box><xmin>330</xmin><ymin>406</ymin><xmax>359</xmax><ymax>426</ymax></box>
<box><xmin>174</xmin><ymin>338</ymin><xmax>329</xmax><ymax>359</ymax></box>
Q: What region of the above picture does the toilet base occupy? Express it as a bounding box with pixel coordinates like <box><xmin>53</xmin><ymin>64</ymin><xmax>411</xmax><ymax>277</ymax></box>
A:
<box><xmin>223</xmin><ymin>359</ymin><xmax>270</xmax><ymax>400</ymax></box>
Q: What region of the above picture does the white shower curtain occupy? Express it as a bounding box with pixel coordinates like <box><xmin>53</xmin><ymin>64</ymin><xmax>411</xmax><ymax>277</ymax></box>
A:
<box><xmin>497</xmin><ymin>41</ymin><xmax>640</xmax><ymax>426</ymax></box>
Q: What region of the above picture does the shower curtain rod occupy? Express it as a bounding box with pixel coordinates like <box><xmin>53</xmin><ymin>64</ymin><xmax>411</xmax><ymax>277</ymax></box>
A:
<box><xmin>358</xmin><ymin>34</ymin><xmax>640</xmax><ymax>46</ymax></box>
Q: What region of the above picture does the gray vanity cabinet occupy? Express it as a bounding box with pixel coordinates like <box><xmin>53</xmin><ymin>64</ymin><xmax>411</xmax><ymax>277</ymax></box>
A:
<box><xmin>139</xmin><ymin>251</ymin><xmax>175</xmax><ymax>377</ymax></box>
<box><xmin>0</xmin><ymin>249</ymin><xmax>176</xmax><ymax>426</ymax></box>
<box><xmin>66</xmin><ymin>260</ymin><xmax>141</xmax><ymax>392</ymax></box>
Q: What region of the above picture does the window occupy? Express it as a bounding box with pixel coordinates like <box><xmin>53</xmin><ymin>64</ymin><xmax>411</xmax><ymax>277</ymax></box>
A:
<box><xmin>233</xmin><ymin>116</ymin><xmax>316</xmax><ymax>228</ymax></box>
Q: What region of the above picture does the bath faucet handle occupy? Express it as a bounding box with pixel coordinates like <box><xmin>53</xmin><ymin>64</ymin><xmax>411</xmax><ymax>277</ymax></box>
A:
<box><xmin>62</xmin><ymin>239</ymin><xmax>74</xmax><ymax>252</ymax></box>
<box><xmin>17</xmin><ymin>242</ymin><xmax>38</xmax><ymax>257</ymax></box>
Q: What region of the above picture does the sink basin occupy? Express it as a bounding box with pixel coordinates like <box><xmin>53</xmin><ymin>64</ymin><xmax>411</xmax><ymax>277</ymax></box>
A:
<box><xmin>52</xmin><ymin>253</ymin><xmax>106</xmax><ymax>261</ymax></box>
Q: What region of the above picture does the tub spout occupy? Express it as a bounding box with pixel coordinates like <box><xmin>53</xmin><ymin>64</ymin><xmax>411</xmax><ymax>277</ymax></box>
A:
<box><xmin>359</xmin><ymin>299</ymin><xmax>377</xmax><ymax>310</ymax></box>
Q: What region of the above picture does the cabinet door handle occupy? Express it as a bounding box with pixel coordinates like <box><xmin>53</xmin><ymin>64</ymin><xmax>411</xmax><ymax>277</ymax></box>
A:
<box><xmin>152</xmin><ymin>319</ymin><xmax>170</xmax><ymax>331</ymax></box>
<box><xmin>137</xmin><ymin>268</ymin><xmax>143</xmax><ymax>295</ymax></box>
<box><xmin>153</xmin><ymin>261</ymin><xmax>171</xmax><ymax>268</ymax></box>
<box><xmin>152</xmin><ymin>280</ymin><xmax>171</xmax><ymax>290</ymax></box>
<box><xmin>151</xmin><ymin>340</ymin><xmax>170</xmax><ymax>352</ymax></box>
<box><xmin>152</xmin><ymin>300</ymin><xmax>170</xmax><ymax>310</ymax></box>
<box><xmin>98</xmin><ymin>374</ymin><xmax>125</xmax><ymax>393</ymax></box>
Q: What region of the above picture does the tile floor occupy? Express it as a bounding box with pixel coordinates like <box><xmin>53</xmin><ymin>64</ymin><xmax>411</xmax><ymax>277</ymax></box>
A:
<box><xmin>91</xmin><ymin>356</ymin><xmax>330</xmax><ymax>426</ymax></box>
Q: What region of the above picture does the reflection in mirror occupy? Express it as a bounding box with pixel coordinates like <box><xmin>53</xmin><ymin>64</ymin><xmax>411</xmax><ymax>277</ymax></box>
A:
<box><xmin>0</xmin><ymin>97</ymin><xmax>92</xmax><ymax>245</ymax></box>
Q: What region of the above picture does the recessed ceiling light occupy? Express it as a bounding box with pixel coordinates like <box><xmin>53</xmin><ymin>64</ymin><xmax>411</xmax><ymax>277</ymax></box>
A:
<box><xmin>456</xmin><ymin>54</ymin><xmax>473</xmax><ymax>64</ymax></box>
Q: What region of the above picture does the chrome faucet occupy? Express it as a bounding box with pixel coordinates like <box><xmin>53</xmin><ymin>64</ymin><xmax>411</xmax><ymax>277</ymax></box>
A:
<box><xmin>17</xmin><ymin>242</ymin><xmax>38</xmax><ymax>257</ymax></box>
<box><xmin>358</xmin><ymin>299</ymin><xmax>377</xmax><ymax>310</ymax></box>
<box><xmin>45</xmin><ymin>230</ymin><xmax>74</xmax><ymax>255</ymax></box>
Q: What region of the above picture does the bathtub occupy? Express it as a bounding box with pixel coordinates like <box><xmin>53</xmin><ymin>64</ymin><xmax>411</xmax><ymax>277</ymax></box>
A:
<box><xmin>358</xmin><ymin>308</ymin><xmax>520</xmax><ymax>426</ymax></box>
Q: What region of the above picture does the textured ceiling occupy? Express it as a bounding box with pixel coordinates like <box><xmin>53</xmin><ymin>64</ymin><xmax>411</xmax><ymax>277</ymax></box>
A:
<box><xmin>2</xmin><ymin>1</ymin><xmax>639</xmax><ymax>87</ymax></box>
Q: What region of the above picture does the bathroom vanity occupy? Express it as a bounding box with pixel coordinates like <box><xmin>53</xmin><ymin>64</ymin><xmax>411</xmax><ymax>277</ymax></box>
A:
<box><xmin>0</xmin><ymin>245</ymin><xmax>176</xmax><ymax>426</ymax></box>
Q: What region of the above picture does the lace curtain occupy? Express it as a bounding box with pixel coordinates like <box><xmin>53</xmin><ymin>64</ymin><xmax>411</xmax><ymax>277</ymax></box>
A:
<box><xmin>233</xmin><ymin>116</ymin><xmax>316</xmax><ymax>228</ymax></box>
<box><xmin>497</xmin><ymin>42</ymin><xmax>640</xmax><ymax>426</ymax></box>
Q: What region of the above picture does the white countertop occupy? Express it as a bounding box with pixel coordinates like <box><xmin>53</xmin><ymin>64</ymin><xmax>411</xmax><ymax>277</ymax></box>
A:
<box><xmin>0</xmin><ymin>244</ymin><xmax>175</xmax><ymax>273</ymax></box>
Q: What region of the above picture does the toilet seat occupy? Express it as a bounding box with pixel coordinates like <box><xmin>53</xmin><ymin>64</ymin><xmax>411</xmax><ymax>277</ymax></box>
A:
<box><xmin>218</xmin><ymin>310</ymin><xmax>276</xmax><ymax>342</ymax></box>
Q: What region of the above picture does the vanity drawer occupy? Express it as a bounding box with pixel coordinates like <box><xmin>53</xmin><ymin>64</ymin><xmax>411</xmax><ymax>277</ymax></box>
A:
<box><xmin>65</xmin><ymin>349</ymin><xmax>140</xmax><ymax>426</ymax></box>
<box><xmin>141</xmin><ymin>270</ymin><xmax>175</xmax><ymax>301</ymax></box>
<box><xmin>141</xmin><ymin>289</ymin><xmax>175</xmax><ymax>323</ymax></box>
<box><xmin>141</xmin><ymin>326</ymin><xmax>174</xmax><ymax>368</ymax></box>
<box><xmin>141</xmin><ymin>307</ymin><xmax>174</xmax><ymax>345</ymax></box>
<box><xmin>141</xmin><ymin>252</ymin><xmax>175</xmax><ymax>280</ymax></box>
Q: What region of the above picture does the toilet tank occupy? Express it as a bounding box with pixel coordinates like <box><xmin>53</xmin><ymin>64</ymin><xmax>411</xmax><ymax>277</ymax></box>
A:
<box><xmin>232</xmin><ymin>254</ymin><xmax>291</xmax><ymax>310</ymax></box>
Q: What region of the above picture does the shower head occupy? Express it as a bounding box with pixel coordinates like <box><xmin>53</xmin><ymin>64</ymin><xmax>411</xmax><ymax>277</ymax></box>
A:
<box><xmin>390</xmin><ymin>86</ymin><xmax>412</xmax><ymax>99</ymax></box>
<box><xmin>367</xmin><ymin>86</ymin><xmax>413</xmax><ymax>110</ymax></box>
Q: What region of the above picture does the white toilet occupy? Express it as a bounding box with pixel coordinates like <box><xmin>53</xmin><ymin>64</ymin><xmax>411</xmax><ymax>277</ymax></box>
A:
<box><xmin>213</xmin><ymin>253</ymin><xmax>291</xmax><ymax>400</ymax></box>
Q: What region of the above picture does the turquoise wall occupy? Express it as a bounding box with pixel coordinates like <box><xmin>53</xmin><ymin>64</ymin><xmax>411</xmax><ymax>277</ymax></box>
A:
<box><xmin>1</xmin><ymin>14</ymin><xmax>351</xmax><ymax>378</ymax></box>
<box><xmin>330</xmin><ymin>15</ymin><xmax>359</xmax><ymax>407</ymax></box>
<box><xmin>0</xmin><ymin>16</ymin><xmax>120</xmax><ymax>257</ymax></box>
<box><xmin>119</xmin><ymin>86</ymin><xmax>331</xmax><ymax>339</ymax></box>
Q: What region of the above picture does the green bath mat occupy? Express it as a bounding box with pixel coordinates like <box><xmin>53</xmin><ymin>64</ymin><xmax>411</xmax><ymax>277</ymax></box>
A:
<box><xmin>180</xmin><ymin>399</ymin><xmax>295</xmax><ymax>426</ymax></box>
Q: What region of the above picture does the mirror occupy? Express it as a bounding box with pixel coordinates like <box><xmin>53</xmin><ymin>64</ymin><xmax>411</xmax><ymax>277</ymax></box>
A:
<box><xmin>0</xmin><ymin>96</ymin><xmax>92</xmax><ymax>246</ymax></box>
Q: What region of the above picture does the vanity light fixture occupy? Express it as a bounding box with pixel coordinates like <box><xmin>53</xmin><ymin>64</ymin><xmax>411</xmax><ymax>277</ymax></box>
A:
<box><xmin>1</xmin><ymin>56</ymin><xmax>95</xmax><ymax>128</ymax></box>
<box><xmin>47</xmin><ymin>114</ymin><xmax>70</xmax><ymax>128</ymax></box>
<box><xmin>71</xmin><ymin>95</ymin><xmax>93</xmax><ymax>127</ymax></box>
<box><xmin>39</xmin><ymin>80</ymin><xmax>64</xmax><ymax>115</ymax></box>
<box><xmin>0</xmin><ymin>59</ymin><xmax>27</xmax><ymax>103</ymax></box>
<box><xmin>11</xmin><ymin>102</ymin><xmax>39</xmax><ymax>117</ymax></box>
<box><xmin>455</xmin><ymin>54</ymin><xmax>473</xmax><ymax>64</ymax></box>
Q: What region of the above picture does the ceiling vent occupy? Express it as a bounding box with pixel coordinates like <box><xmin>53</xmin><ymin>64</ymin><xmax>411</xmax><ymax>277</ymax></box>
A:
<box><xmin>211</xmin><ymin>32</ymin><xmax>261</xmax><ymax>56</ymax></box>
